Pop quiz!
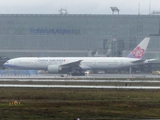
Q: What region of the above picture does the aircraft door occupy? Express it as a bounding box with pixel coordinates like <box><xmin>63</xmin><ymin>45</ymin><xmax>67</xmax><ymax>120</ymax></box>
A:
<box><xmin>92</xmin><ymin>60</ymin><xmax>97</xmax><ymax>69</ymax></box>
<box><xmin>120</xmin><ymin>60</ymin><xmax>123</xmax><ymax>67</ymax></box>
<box><xmin>31</xmin><ymin>60</ymin><xmax>37</xmax><ymax>67</ymax></box>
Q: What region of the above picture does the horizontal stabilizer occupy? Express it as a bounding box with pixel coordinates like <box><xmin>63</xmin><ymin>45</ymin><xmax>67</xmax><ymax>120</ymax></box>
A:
<box><xmin>147</xmin><ymin>59</ymin><xmax>156</xmax><ymax>63</ymax></box>
<box><xmin>131</xmin><ymin>59</ymin><xmax>156</xmax><ymax>63</ymax></box>
<box><xmin>131</xmin><ymin>59</ymin><xmax>146</xmax><ymax>63</ymax></box>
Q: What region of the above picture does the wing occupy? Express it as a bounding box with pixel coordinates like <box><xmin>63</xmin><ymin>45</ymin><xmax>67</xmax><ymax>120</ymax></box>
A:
<box><xmin>61</xmin><ymin>60</ymin><xmax>82</xmax><ymax>68</ymax></box>
<box><xmin>61</xmin><ymin>60</ymin><xmax>83</xmax><ymax>71</ymax></box>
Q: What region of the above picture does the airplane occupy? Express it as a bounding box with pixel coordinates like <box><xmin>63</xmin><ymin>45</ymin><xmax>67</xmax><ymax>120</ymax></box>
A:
<box><xmin>3</xmin><ymin>37</ymin><xmax>155</xmax><ymax>75</ymax></box>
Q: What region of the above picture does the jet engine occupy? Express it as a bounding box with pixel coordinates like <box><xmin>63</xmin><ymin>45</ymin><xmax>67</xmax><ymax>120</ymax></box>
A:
<box><xmin>47</xmin><ymin>65</ymin><xmax>62</xmax><ymax>73</ymax></box>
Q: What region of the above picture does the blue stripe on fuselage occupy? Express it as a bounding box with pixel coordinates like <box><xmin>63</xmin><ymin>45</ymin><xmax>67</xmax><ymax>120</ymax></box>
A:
<box><xmin>3</xmin><ymin>64</ymin><xmax>31</xmax><ymax>70</ymax></box>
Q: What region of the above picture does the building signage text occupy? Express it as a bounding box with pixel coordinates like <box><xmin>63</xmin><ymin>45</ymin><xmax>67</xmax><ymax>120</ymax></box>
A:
<box><xmin>30</xmin><ymin>28</ymin><xmax>80</xmax><ymax>35</ymax></box>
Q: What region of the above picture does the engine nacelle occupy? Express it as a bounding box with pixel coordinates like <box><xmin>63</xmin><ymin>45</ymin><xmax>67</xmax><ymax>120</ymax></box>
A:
<box><xmin>47</xmin><ymin>65</ymin><xmax>62</xmax><ymax>74</ymax></box>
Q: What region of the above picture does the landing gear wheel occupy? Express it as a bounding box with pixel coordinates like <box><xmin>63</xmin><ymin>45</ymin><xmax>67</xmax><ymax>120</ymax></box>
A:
<box><xmin>60</xmin><ymin>75</ymin><xmax>64</xmax><ymax>77</ymax></box>
<box><xmin>70</xmin><ymin>72</ymin><xmax>85</xmax><ymax>76</ymax></box>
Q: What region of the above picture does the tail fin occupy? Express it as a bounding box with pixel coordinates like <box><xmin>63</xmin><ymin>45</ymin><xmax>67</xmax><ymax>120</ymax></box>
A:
<box><xmin>127</xmin><ymin>37</ymin><xmax>150</xmax><ymax>59</ymax></box>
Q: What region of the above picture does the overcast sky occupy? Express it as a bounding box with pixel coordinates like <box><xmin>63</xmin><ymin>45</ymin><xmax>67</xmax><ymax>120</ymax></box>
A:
<box><xmin>0</xmin><ymin>0</ymin><xmax>159</xmax><ymax>14</ymax></box>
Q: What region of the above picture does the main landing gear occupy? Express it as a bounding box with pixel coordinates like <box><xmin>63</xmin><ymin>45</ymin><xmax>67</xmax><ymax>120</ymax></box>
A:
<box><xmin>70</xmin><ymin>71</ymin><xmax>85</xmax><ymax>76</ymax></box>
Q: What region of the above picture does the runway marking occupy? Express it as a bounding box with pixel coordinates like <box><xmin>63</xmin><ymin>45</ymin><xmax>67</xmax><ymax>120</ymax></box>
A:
<box><xmin>1</xmin><ymin>84</ymin><xmax>160</xmax><ymax>89</ymax></box>
<box><xmin>0</xmin><ymin>79</ymin><xmax>160</xmax><ymax>83</ymax></box>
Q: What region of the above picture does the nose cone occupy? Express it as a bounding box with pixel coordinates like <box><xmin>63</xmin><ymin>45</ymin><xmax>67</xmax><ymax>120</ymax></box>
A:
<box><xmin>3</xmin><ymin>62</ymin><xmax>7</xmax><ymax>67</ymax></box>
<box><xmin>3</xmin><ymin>61</ymin><xmax>9</xmax><ymax>68</ymax></box>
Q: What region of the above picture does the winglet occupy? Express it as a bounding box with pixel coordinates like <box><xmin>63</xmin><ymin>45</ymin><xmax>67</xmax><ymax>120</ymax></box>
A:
<box><xmin>127</xmin><ymin>37</ymin><xmax>150</xmax><ymax>59</ymax></box>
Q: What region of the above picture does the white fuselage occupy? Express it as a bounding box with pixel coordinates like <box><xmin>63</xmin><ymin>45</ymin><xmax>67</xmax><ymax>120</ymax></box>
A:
<box><xmin>4</xmin><ymin>57</ymin><xmax>148</xmax><ymax>71</ymax></box>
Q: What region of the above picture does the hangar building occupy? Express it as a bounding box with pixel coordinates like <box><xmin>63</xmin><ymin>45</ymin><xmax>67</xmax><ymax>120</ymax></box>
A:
<box><xmin>0</xmin><ymin>14</ymin><xmax>160</xmax><ymax>60</ymax></box>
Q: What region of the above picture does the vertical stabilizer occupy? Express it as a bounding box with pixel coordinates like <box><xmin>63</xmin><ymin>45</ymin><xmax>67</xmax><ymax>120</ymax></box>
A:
<box><xmin>127</xmin><ymin>37</ymin><xmax>150</xmax><ymax>59</ymax></box>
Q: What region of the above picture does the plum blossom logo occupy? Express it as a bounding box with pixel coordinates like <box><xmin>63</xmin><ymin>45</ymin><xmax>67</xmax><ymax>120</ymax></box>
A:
<box><xmin>132</xmin><ymin>46</ymin><xmax>145</xmax><ymax>58</ymax></box>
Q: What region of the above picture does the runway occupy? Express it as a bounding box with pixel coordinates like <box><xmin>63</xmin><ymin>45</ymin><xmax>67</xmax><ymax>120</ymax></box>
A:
<box><xmin>0</xmin><ymin>73</ymin><xmax>160</xmax><ymax>79</ymax></box>
<box><xmin>0</xmin><ymin>73</ymin><xmax>160</xmax><ymax>89</ymax></box>
<box><xmin>39</xmin><ymin>73</ymin><xmax>160</xmax><ymax>78</ymax></box>
<box><xmin>0</xmin><ymin>79</ymin><xmax>160</xmax><ymax>83</ymax></box>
